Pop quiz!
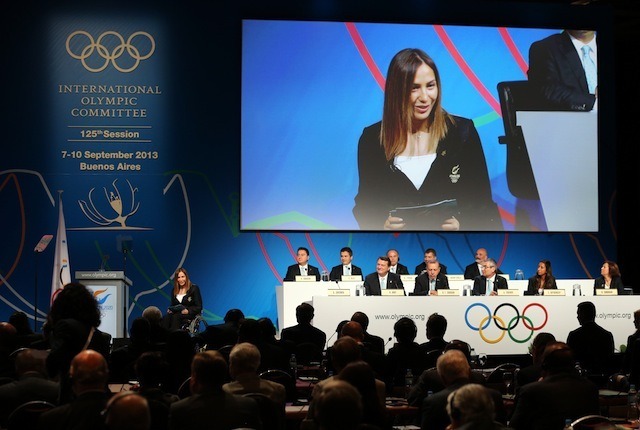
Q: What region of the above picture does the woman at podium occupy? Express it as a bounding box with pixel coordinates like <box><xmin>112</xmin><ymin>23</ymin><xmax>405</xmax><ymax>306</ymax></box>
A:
<box><xmin>163</xmin><ymin>267</ymin><xmax>203</xmax><ymax>331</ymax></box>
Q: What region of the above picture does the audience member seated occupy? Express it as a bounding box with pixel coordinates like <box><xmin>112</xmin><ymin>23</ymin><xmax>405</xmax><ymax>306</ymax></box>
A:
<box><xmin>164</xmin><ymin>330</ymin><xmax>197</xmax><ymax>395</ymax></box>
<box><xmin>103</xmin><ymin>391</ymin><xmax>151</xmax><ymax>430</ymax></box>
<box><xmin>110</xmin><ymin>317</ymin><xmax>154</xmax><ymax>383</ymax></box>
<box><xmin>223</xmin><ymin>342</ymin><xmax>286</xmax><ymax>408</ymax></box>
<box><xmin>142</xmin><ymin>306</ymin><xmax>170</xmax><ymax>347</ymax></box>
<box><xmin>258</xmin><ymin>316</ymin><xmax>294</xmax><ymax>356</ymax></box>
<box><xmin>446</xmin><ymin>383</ymin><xmax>511</xmax><ymax>430</ymax></box>
<box><xmin>313</xmin><ymin>379</ymin><xmax>364</xmax><ymax>430</ymax></box>
<box><xmin>415</xmin><ymin>248</ymin><xmax>448</xmax><ymax>276</ymax></box>
<box><xmin>419</xmin><ymin>350</ymin><xmax>506</xmax><ymax>430</ymax></box>
<box><xmin>625</xmin><ymin>310</ymin><xmax>640</xmax><ymax>383</ymax></box>
<box><xmin>0</xmin><ymin>348</ymin><xmax>59</xmax><ymax>428</ymax></box>
<box><xmin>9</xmin><ymin>311</ymin><xmax>44</xmax><ymax>348</ymax></box>
<box><xmin>509</xmin><ymin>342</ymin><xmax>600</xmax><ymax>430</ymax></box>
<box><xmin>338</xmin><ymin>321</ymin><xmax>386</xmax><ymax>380</ymax></box>
<box><xmin>408</xmin><ymin>340</ymin><xmax>486</xmax><ymax>407</ymax></box>
<box><xmin>167</xmin><ymin>350</ymin><xmax>261</xmax><ymax>430</ymax></box>
<box><xmin>280</xmin><ymin>303</ymin><xmax>327</xmax><ymax>351</ymax></box>
<box><xmin>463</xmin><ymin>248</ymin><xmax>503</xmax><ymax>280</ymax></box>
<box><xmin>43</xmin><ymin>282</ymin><xmax>111</xmax><ymax>404</ymax></box>
<box><xmin>515</xmin><ymin>332</ymin><xmax>556</xmax><ymax>393</ymax></box>
<box><xmin>237</xmin><ymin>318</ymin><xmax>289</xmax><ymax>373</ymax></box>
<box><xmin>385</xmin><ymin>317</ymin><xmax>428</xmax><ymax>394</ymax></box>
<box><xmin>337</xmin><ymin>360</ymin><xmax>389</xmax><ymax>430</ymax></box>
<box><xmin>566</xmin><ymin>301</ymin><xmax>614</xmax><ymax>384</ymax></box>
<box><xmin>134</xmin><ymin>351</ymin><xmax>179</xmax><ymax>407</ymax></box>
<box><xmin>38</xmin><ymin>349</ymin><xmax>111</xmax><ymax>430</ymax></box>
<box><xmin>414</xmin><ymin>262</ymin><xmax>449</xmax><ymax>295</ymax></box>
<box><xmin>201</xmin><ymin>308</ymin><xmax>245</xmax><ymax>351</ymax></box>
<box><xmin>0</xmin><ymin>322</ymin><xmax>18</xmax><ymax>379</ymax></box>
<box><xmin>419</xmin><ymin>313</ymin><xmax>448</xmax><ymax>367</ymax></box>
<box><xmin>351</xmin><ymin>311</ymin><xmax>385</xmax><ymax>355</ymax></box>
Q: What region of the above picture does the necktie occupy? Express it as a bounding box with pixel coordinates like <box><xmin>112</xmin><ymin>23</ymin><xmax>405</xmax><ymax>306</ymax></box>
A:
<box><xmin>430</xmin><ymin>280</ymin><xmax>436</xmax><ymax>292</ymax></box>
<box><xmin>486</xmin><ymin>279</ymin><xmax>492</xmax><ymax>296</ymax></box>
<box><xmin>381</xmin><ymin>277</ymin><xmax>387</xmax><ymax>290</ymax></box>
<box><xmin>581</xmin><ymin>45</ymin><xmax>597</xmax><ymax>93</ymax></box>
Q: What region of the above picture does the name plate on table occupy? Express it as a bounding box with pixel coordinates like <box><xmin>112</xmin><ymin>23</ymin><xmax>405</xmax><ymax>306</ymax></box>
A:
<box><xmin>381</xmin><ymin>289</ymin><xmax>405</xmax><ymax>296</ymax></box>
<box><xmin>596</xmin><ymin>288</ymin><xmax>618</xmax><ymax>296</ymax></box>
<box><xmin>446</xmin><ymin>274</ymin><xmax>464</xmax><ymax>281</ymax></box>
<box><xmin>438</xmin><ymin>289</ymin><xmax>459</xmax><ymax>296</ymax></box>
<box><xmin>400</xmin><ymin>275</ymin><xmax>417</xmax><ymax>282</ymax></box>
<box><xmin>342</xmin><ymin>275</ymin><xmax>362</xmax><ymax>281</ymax></box>
<box><xmin>543</xmin><ymin>289</ymin><xmax>566</xmax><ymax>296</ymax></box>
<box><xmin>327</xmin><ymin>289</ymin><xmax>351</xmax><ymax>296</ymax></box>
<box><xmin>497</xmin><ymin>289</ymin><xmax>520</xmax><ymax>296</ymax></box>
<box><xmin>295</xmin><ymin>275</ymin><xmax>316</xmax><ymax>282</ymax></box>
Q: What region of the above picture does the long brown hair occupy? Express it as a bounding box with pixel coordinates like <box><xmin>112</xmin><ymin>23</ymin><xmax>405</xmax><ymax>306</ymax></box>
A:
<box><xmin>173</xmin><ymin>267</ymin><xmax>193</xmax><ymax>296</ymax></box>
<box><xmin>381</xmin><ymin>48</ymin><xmax>452</xmax><ymax>161</ymax></box>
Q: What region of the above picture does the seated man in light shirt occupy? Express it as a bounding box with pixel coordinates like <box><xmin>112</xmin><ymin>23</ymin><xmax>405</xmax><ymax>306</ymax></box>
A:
<box><xmin>472</xmin><ymin>258</ymin><xmax>508</xmax><ymax>296</ymax></box>
<box><xmin>415</xmin><ymin>248</ymin><xmax>448</xmax><ymax>276</ymax></box>
<box><xmin>414</xmin><ymin>261</ymin><xmax>450</xmax><ymax>295</ymax></box>
<box><xmin>386</xmin><ymin>249</ymin><xmax>410</xmax><ymax>275</ymax></box>
<box><xmin>283</xmin><ymin>246</ymin><xmax>321</xmax><ymax>281</ymax></box>
<box><xmin>364</xmin><ymin>256</ymin><xmax>404</xmax><ymax>296</ymax></box>
<box><xmin>329</xmin><ymin>246</ymin><xmax>363</xmax><ymax>281</ymax></box>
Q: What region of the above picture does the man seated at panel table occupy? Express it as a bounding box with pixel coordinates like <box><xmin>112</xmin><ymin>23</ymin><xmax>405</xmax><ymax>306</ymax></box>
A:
<box><xmin>284</xmin><ymin>246</ymin><xmax>321</xmax><ymax>281</ymax></box>
<box><xmin>387</xmin><ymin>249</ymin><xmax>410</xmax><ymax>275</ymax></box>
<box><xmin>413</xmin><ymin>261</ymin><xmax>450</xmax><ymax>295</ymax></box>
<box><xmin>329</xmin><ymin>246</ymin><xmax>363</xmax><ymax>281</ymax></box>
<box><xmin>364</xmin><ymin>256</ymin><xmax>405</xmax><ymax>296</ymax></box>
<box><xmin>463</xmin><ymin>248</ymin><xmax>503</xmax><ymax>280</ymax></box>
<box><xmin>415</xmin><ymin>248</ymin><xmax>448</xmax><ymax>276</ymax></box>
<box><xmin>472</xmin><ymin>258</ymin><xmax>508</xmax><ymax>296</ymax></box>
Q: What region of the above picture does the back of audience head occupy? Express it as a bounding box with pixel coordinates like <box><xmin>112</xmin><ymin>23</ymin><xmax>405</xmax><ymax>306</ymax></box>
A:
<box><xmin>444</xmin><ymin>339</ymin><xmax>473</xmax><ymax>363</ymax></box>
<box><xmin>135</xmin><ymin>351</ymin><xmax>170</xmax><ymax>388</ymax></box>
<box><xmin>393</xmin><ymin>317</ymin><xmax>417</xmax><ymax>344</ymax></box>
<box><xmin>540</xmin><ymin>341</ymin><xmax>575</xmax><ymax>375</ymax></box>
<box><xmin>104</xmin><ymin>391</ymin><xmax>150</xmax><ymax>430</ymax></box>
<box><xmin>446</xmin><ymin>383</ymin><xmax>495</xmax><ymax>428</ymax></box>
<box><xmin>437</xmin><ymin>349</ymin><xmax>470</xmax><ymax>385</ymax></box>
<box><xmin>15</xmin><ymin>348</ymin><xmax>48</xmax><ymax>377</ymax></box>
<box><xmin>313</xmin><ymin>379</ymin><xmax>363</xmax><ymax>430</ymax></box>
<box><xmin>48</xmin><ymin>282</ymin><xmax>101</xmax><ymax>328</ymax></box>
<box><xmin>530</xmin><ymin>332</ymin><xmax>556</xmax><ymax>364</ymax></box>
<box><xmin>130</xmin><ymin>317</ymin><xmax>151</xmax><ymax>343</ymax></box>
<box><xmin>340</xmin><ymin>321</ymin><xmax>364</xmax><ymax>342</ymax></box>
<box><xmin>336</xmin><ymin>320</ymin><xmax>350</xmax><ymax>338</ymax></box>
<box><xmin>330</xmin><ymin>336</ymin><xmax>362</xmax><ymax>373</ymax></box>
<box><xmin>141</xmin><ymin>306</ymin><xmax>163</xmax><ymax>325</ymax></box>
<box><xmin>229</xmin><ymin>342</ymin><xmax>260</xmax><ymax>377</ymax></box>
<box><xmin>0</xmin><ymin>322</ymin><xmax>17</xmax><ymax>348</ymax></box>
<box><xmin>224</xmin><ymin>308</ymin><xmax>245</xmax><ymax>324</ymax></box>
<box><xmin>257</xmin><ymin>317</ymin><xmax>277</xmax><ymax>340</ymax></box>
<box><xmin>190</xmin><ymin>350</ymin><xmax>228</xmax><ymax>394</ymax></box>
<box><xmin>577</xmin><ymin>301</ymin><xmax>597</xmax><ymax>324</ymax></box>
<box><xmin>70</xmin><ymin>349</ymin><xmax>109</xmax><ymax>394</ymax></box>
<box><xmin>237</xmin><ymin>318</ymin><xmax>261</xmax><ymax>344</ymax></box>
<box><xmin>426</xmin><ymin>313</ymin><xmax>447</xmax><ymax>340</ymax></box>
<box><xmin>296</xmin><ymin>303</ymin><xmax>315</xmax><ymax>324</ymax></box>
<box><xmin>8</xmin><ymin>311</ymin><xmax>33</xmax><ymax>335</ymax></box>
<box><xmin>351</xmin><ymin>312</ymin><xmax>370</xmax><ymax>331</ymax></box>
<box><xmin>337</xmin><ymin>361</ymin><xmax>385</xmax><ymax>425</ymax></box>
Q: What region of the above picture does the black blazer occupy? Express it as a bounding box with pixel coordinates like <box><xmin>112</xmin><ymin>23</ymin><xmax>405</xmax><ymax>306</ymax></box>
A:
<box><xmin>525</xmin><ymin>275</ymin><xmax>557</xmax><ymax>295</ymax></box>
<box><xmin>472</xmin><ymin>275</ymin><xmax>508</xmax><ymax>296</ymax></box>
<box><xmin>415</xmin><ymin>262</ymin><xmax>448</xmax><ymax>276</ymax></box>
<box><xmin>363</xmin><ymin>272</ymin><xmax>404</xmax><ymax>296</ymax></box>
<box><xmin>593</xmin><ymin>276</ymin><xmax>624</xmax><ymax>295</ymax></box>
<box><xmin>284</xmin><ymin>264</ymin><xmax>321</xmax><ymax>281</ymax></box>
<box><xmin>464</xmin><ymin>262</ymin><xmax>503</xmax><ymax>280</ymax></box>
<box><xmin>528</xmin><ymin>30</ymin><xmax>597</xmax><ymax>111</ymax></box>
<box><xmin>390</xmin><ymin>263</ymin><xmax>410</xmax><ymax>275</ymax></box>
<box><xmin>413</xmin><ymin>273</ymin><xmax>449</xmax><ymax>295</ymax></box>
<box><xmin>329</xmin><ymin>264</ymin><xmax>363</xmax><ymax>281</ymax></box>
<box><xmin>169</xmin><ymin>284</ymin><xmax>203</xmax><ymax>317</ymax></box>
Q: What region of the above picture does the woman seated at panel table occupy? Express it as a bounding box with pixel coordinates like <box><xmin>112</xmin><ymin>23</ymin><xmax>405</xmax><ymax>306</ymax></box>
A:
<box><xmin>593</xmin><ymin>260</ymin><xmax>624</xmax><ymax>295</ymax></box>
<box><xmin>525</xmin><ymin>260</ymin><xmax>557</xmax><ymax>295</ymax></box>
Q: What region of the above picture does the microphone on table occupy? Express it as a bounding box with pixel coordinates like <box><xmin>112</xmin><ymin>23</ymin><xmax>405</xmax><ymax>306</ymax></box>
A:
<box><xmin>384</xmin><ymin>337</ymin><xmax>393</xmax><ymax>348</ymax></box>
<box><xmin>325</xmin><ymin>330</ymin><xmax>338</xmax><ymax>350</ymax></box>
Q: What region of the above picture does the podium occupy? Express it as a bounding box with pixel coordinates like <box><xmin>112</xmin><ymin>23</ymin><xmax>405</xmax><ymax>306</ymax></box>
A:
<box><xmin>75</xmin><ymin>271</ymin><xmax>131</xmax><ymax>338</ymax></box>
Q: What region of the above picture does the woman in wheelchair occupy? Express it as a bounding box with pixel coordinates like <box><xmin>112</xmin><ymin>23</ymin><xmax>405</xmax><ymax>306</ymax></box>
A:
<box><xmin>163</xmin><ymin>267</ymin><xmax>203</xmax><ymax>332</ymax></box>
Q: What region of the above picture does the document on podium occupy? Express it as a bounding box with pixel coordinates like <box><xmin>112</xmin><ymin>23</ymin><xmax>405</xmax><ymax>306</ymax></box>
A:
<box><xmin>389</xmin><ymin>199</ymin><xmax>457</xmax><ymax>230</ymax></box>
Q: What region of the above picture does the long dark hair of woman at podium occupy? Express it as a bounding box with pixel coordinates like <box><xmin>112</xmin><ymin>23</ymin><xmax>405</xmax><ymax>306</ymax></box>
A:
<box><xmin>162</xmin><ymin>267</ymin><xmax>203</xmax><ymax>332</ymax></box>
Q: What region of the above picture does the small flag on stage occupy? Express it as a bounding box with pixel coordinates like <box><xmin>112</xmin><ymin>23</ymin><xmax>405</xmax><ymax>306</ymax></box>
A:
<box><xmin>51</xmin><ymin>192</ymin><xmax>71</xmax><ymax>302</ymax></box>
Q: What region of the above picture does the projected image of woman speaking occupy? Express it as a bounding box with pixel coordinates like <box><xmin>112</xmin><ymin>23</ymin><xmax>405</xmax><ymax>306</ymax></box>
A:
<box><xmin>352</xmin><ymin>48</ymin><xmax>502</xmax><ymax>231</ymax></box>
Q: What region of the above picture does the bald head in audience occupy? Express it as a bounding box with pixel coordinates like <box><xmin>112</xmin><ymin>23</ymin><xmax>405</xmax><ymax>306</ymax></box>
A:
<box><xmin>69</xmin><ymin>349</ymin><xmax>109</xmax><ymax>395</ymax></box>
<box><xmin>437</xmin><ymin>349</ymin><xmax>471</xmax><ymax>386</ymax></box>
<box><xmin>313</xmin><ymin>379</ymin><xmax>363</xmax><ymax>430</ymax></box>
<box><xmin>104</xmin><ymin>392</ymin><xmax>150</xmax><ymax>430</ymax></box>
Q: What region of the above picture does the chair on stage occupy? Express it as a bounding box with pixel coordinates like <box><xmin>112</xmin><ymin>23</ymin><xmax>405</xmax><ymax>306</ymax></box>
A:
<box><xmin>6</xmin><ymin>400</ymin><xmax>56</xmax><ymax>430</ymax></box>
<box><xmin>571</xmin><ymin>414</ymin><xmax>616</xmax><ymax>430</ymax></box>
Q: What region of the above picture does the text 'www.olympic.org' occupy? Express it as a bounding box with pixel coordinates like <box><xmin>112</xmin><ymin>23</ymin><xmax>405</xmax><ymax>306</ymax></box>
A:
<box><xmin>374</xmin><ymin>313</ymin><xmax>426</xmax><ymax>322</ymax></box>
<box><xmin>597</xmin><ymin>312</ymin><xmax>632</xmax><ymax>320</ymax></box>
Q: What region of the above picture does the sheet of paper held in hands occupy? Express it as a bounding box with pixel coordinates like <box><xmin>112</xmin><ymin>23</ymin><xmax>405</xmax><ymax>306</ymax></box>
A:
<box><xmin>389</xmin><ymin>199</ymin><xmax>458</xmax><ymax>229</ymax></box>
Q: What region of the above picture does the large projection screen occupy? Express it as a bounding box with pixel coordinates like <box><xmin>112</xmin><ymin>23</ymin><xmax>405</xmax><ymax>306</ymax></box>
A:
<box><xmin>241</xmin><ymin>20</ymin><xmax>599</xmax><ymax>233</ymax></box>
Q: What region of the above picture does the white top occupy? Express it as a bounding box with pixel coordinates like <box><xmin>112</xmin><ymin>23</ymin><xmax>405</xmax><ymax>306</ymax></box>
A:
<box><xmin>394</xmin><ymin>154</ymin><xmax>436</xmax><ymax>189</ymax></box>
<box><xmin>176</xmin><ymin>293</ymin><xmax>186</xmax><ymax>302</ymax></box>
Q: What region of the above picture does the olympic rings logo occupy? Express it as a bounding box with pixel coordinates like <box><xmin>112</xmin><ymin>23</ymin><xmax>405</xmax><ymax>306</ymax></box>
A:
<box><xmin>66</xmin><ymin>31</ymin><xmax>155</xmax><ymax>73</ymax></box>
<box><xmin>464</xmin><ymin>302</ymin><xmax>548</xmax><ymax>344</ymax></box>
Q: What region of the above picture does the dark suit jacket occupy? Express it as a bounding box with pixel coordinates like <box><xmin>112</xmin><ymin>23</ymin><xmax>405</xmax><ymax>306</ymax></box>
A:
<box><xmin>283</xmin><ymin>264</ymin><xmax>320</xmax><ymax>281</ymax></box>
<box><xmin>525</xmin><ymin>275</ymin><xmax>558</xmax><ymax>295</ymax></box>
<box><xmin>464</xmin><ymin>263</ymin><xmax>503</xmax><ymax>280</ymax></box>
<box><xmin>413</xmin><ymin>273</ymin><xmax>450</xmax><ymax>295</ymax></box>
<box><xmin>168</xmin><ymin>391</ymin><xmax>262</xmax><ymax>430</ymax></box>
<box><xmin>0</xmin><ymin>373</ymin><xmax>59</xmax><ymax>428</ymax></box>
<box><xmin>363</xmin><ymin>272</ymin><xmax>404</xmax><ymax>296</ymax></box>
<box><xmin>279</xmin><ymin>323</ymin><xmax>327</xmax><ymax>350</ymax></box>
<box><xmin>328</xmin><ymin>264</ymin><xmax>362</xmax><ymax>281</ymax></box>
<box><xmin>390</xmin><ymin>263</ymin><xmax>410</xmax><ymax>275</ymax></box>
<box><xmin>363</xmin><ymin>332</ymin><xmax>386</xmax><ymax>355</ymax></box>
<box><xmin>509</xmin><ymin>372</ymin><xmax>600</xmax><ymax>430</ymax></box>
<box><xmin>415</xmin><ymin>262</ymin><xmax>448</xmax><ymax>276</ymax></box>
<box><xmin>566</xmin><ymin>321</ymin><xmax>614</xmax><ymax>376</ymax></box>
<box><xmin>168</xmin><ymin>284</ymin><xmax>203</xmax><ymax>317</ymax></box>
<box><xmin>528</xmin><ymin>31</ymin><xmax>597</xmax><ymax>111</ymax></box>
<box><xmin>593</xmin><ymin>275</ymin><xmax>624</xmax><ymax>295</ymax></box>
<box><xmin>472</xmin><ymin>275</ymin><xmax>508</xmax><ymax>296</ymax></box>
<box><xmin>38</xmin><ymin>390</ymin><xmax>110</xmax><ymax>430</ymax></box>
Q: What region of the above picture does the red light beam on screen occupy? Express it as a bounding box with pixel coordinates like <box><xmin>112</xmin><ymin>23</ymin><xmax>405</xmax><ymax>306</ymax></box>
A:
<box><xmin>256</xmin><ymin>233</ymin><xmax>284</xmax><ymax>284</ymax></box>
<box><xmin>433</xmin><ymin>25</ymin><xmax>501</xmax><ymax>114</ymax></box>
<box><xmin>305</xmin><ymin>232</ymin><xmax>328</xmax><ymax>273</ymax></box>
<box><xmin>498</xmin><ymin>27</ymin><xmax>529</xmax><ymax>76</ymax></box>
<box><xmin>345</xmin><ymin>22</ymin><xmax>386</xmax><ymax>91</ymax></box>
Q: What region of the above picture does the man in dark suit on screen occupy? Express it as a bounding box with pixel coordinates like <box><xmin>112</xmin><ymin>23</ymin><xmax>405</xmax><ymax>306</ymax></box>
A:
<box><xmin>364</xmin><ymin>256</ymin><xmax>404</xmax><ymax>296</ymax></box>
<box><xmin>329</xmin><ymin>246</ymin><xmax>363</xmax><ymax>281</ymax></box>
<box><xmin>283</xmin><ymin>246</ymin><xmax>321</xmax><ymax>281</ymax></box>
